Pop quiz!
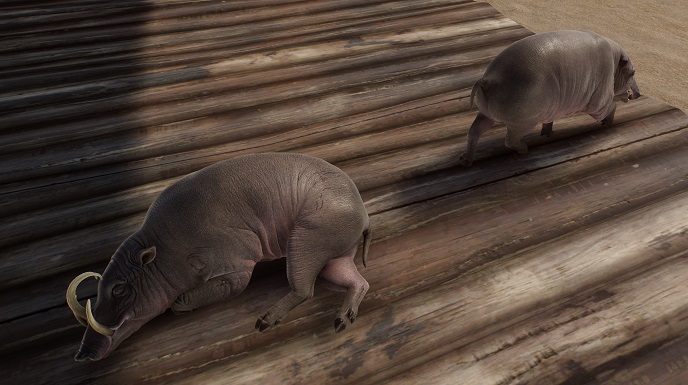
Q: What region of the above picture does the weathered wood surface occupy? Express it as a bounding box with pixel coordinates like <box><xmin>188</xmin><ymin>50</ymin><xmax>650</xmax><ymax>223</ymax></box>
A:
<box><xmin>1</xmin><ymin>1</ymin><xmax>687</xmax><ymax>384</ymax></box>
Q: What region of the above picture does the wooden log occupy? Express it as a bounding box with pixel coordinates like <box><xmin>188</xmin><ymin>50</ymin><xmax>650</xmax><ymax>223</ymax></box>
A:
<box><xmin>0</xmin><ymin>0</ymin><xmax>475</xmax><ymax>57</ymax></box>
<box><xmin>362</xmin><ymin>98</ymin><xmax>681</xmax><ymax>213</ymax></box>
<box><xmin>0</xmin><ymin>68</ymin><xmax>484</xmax><ymax>217</ymax></box>
<box><xmin>0</xmin><ymin>178</ymin><xmax>172</xmax><ymax>249</ymax></box>
<box><xmin>0</xmin><ymin>214</ymin><xmax>145</xmax><ymax>290</ymax></box>
<box><xmin>339</xmin><ymin>101</ymin><xmax>684</xmax><ymax>193</ymax></box>
<box><xmin>0</xmin><ymin>17</ymin><xmax>517</xmax><ymax>135</ymax></box>
<box><xmin>0</xmin><ymin>1</ymin><xmax>487</xmax><ymax>78</ymax></box>
<box><xmin>0</xmin><ymin>2</ymin><xmax>487</xmax><ymax>93</ymax></box>
<box><xmin>0</xmin><ymin>103</ymin><xmax>683</xmax><ymax>289</ymax></box>
<box><xmin>0</xmin><ymin>90</ymin><xmax>461</xmax><ymax>249</ymax></box>
<box><xmin>0</xmin><ymin>0</ymin><xmax>309</xmax><ymax>37</ymax></box>
<box><xmin>0</xmin><ymin>10</ymin><xmax>513</xmax><ymax>115</ymax></box>
<box><xmin>3</xmin><ymin>122</ymin><xmax>688</xmax><ymax>380</ymax></box>
<box><xmin>592</xmin><ymin>336</ymin><xmax>688</xmax><ymax>385</ymax></box>
<box><xmin>0</xmin><ymin>263</ymin><xmax>102</xmax><ymax>324</ymax></box>
<box><xmin>0</xmin><ymin>28</ymin><xmax>524</xmax><ymax>158</ymax></box>
<box><xmin>0</xmin><ymin>31</ymin><xmax>516</xmax><ymax>166</ymax></box>
<box><xmin>382</xmin><ymin>251</ymin><xmax>688</xmax><ymax>385</ymax></box>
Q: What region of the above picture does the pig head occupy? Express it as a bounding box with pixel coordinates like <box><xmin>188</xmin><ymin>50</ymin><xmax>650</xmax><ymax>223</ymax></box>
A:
<box><xmin>67</xmin><ymin>239</ymin><xmax>200</xmax><ymax>361</ymax></box>
<box><xmin>614</xmin><ymin>52</ymin><xmax>641</xmax><ymax>103</ymax></box>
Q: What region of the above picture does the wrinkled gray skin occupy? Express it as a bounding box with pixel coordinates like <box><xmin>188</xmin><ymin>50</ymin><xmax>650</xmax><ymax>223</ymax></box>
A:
<box><xmin>76</xmin><ymin>153</ymin><xmax>371</xmax><ymax>361</ymax></box>
<box><xmin>459</xmin><ymin>30</ymin><xmax>641</xmax><ymax>166</ymax></box>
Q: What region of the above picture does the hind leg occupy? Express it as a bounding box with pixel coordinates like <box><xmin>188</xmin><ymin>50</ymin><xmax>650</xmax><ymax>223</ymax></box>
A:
<box><xmin>317</xmin><ymin>244</ymin><xmax>369</xmax><ymax>333</ymax></box>
<box><xmin>459</xmin><ymin>112</ymin><xmax>494</xmax><ymax>167</ymax></box>
<box><xmin>505</xmin><ymin>123</ymin><xmax>533</xmax><ymax>154</ymax></box>
<box><xmin>255</xmin><ymin>220</ymin><xmax>359</xmax><ymax>331</ymax></box>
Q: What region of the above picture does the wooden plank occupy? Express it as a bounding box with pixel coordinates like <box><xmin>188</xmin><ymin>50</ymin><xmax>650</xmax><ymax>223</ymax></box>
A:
<box><xmin>3</xmin><ymin>121</ymin><xmax>688</xmax><ymax>382</ymax></box>
<box><xmin>2</xmin><ymin>31</ymin><xmax>506</xmax><ymax>164</ymax></box>
<box><xmin>0</xmin><ymin>91</ymin><xmax>670</xmax><ymax>225</ymax></box>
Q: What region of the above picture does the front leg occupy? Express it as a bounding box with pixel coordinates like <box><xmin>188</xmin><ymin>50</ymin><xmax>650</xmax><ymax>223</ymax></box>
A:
<box><xmin>171</xmin><ymin>271</ymin><xmax>252</xmax><ymax>314</ymax></box>
<box><xmin>256</xmin><ymin>223</ymin><xmax>340</xmax><ymax>332</ymax></box>
<box><xmin>601</xmin><ymin>103</ymin><xmax>616</xmax><ymax>126</ymax></box>
<box><xmin>588</xmin><ymin>98</ymin><xmax>617</xmax><ymax>127</ymax></box>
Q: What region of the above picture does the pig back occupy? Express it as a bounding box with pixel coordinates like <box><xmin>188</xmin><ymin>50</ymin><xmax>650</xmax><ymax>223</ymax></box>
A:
<box><xmin>141</xmin><ymin>153</ymin><xmax>363</xmax><ymax>259</ymax></box>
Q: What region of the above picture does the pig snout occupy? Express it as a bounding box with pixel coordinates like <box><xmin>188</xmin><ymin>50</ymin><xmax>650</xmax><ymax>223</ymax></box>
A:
<box><xmin>75</xmin><ymin>325</ymin><xmax>113</xmax><ymax>361</ymax></box>
<box><xmin>628</xmin><ymin>89</ymin><xmax>641</xmax><ymax>100</ymax></box>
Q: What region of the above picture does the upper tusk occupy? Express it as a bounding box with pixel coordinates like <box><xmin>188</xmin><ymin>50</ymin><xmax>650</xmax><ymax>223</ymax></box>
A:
<box><xmin>86</xmin><ymin>299</ymin><xmax>114</xmax><ymax>337</ymax></box>
<box><xmin>66</xmin><ymin>272</ymin><xmax>101</xmax><ymax>327</ymax></box>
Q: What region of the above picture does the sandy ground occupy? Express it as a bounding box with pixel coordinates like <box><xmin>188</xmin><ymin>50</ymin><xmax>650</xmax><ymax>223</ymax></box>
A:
<box><xmin>481</xmin><ymin>0</ymin><xmax>688</xmax><ymax>113</ymax></box>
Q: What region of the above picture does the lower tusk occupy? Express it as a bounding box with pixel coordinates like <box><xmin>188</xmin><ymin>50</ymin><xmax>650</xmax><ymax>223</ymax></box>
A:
<box><xmin>86</xmin><ymin>299</ymin><xmax>114</xmax><ymax>337</ymax></box>
<box><xmin>66</xmin><ymin>272</ymin><xmax>102</xmax><ymax>327</ymax></box>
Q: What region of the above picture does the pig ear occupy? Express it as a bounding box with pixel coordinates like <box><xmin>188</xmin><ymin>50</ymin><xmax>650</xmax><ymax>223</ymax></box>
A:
<box><xmin>136</xmin><ymin>246</ymin><xmax>156</xmax><ymax>266</ymax></box>
<box><xmin>619</xmin><ymin>54</ymin><xmax>630</xmax><ymax>68</ymax></box>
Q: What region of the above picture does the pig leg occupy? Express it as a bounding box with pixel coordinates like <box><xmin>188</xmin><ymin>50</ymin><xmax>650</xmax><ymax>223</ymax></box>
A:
<box><xmin>505</xmin><ymin>123</ymin><xmax>533</xmax><ymax>154</ymax></box>
<box><xmin>171</xmin><ymin>272</ymin><xmax>252</xmax><ymax>314</ymax></box>
<box><xmin>255</xmin><ymin>227</ymin><xmax>342</xmax><ymax>331</ymax></box>
<box><xmin>541</xmin><ymin>122</ymin><xmax>553</xmax><ymax>137</ymax></box>
<box><xmin>459</xmin><ymin>112</ymin><xmax>494</xmax><ymax>167</ymax></box>
<box><xmin>600</xmin><ymin>103</ymin><xmax>616</xmax><ymax>126</ymax></box>
<box><xmin>588</xmin><ymin>97</ymin><xmax>617</xmax><ymax>126</ymax></box>
<box><xmin>317</xmin><ymin>244</ymin><xmax>369</xmax><ymax>333</ymax></box>
<box><xmin>255</xmin><ymin>253</ymin><xmax>328</xmax><ymax>332</ymax></box>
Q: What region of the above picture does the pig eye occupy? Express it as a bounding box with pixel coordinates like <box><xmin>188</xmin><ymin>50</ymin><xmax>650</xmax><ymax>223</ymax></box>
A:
<box><xmin>112</xmin><ymin>284</ymin><xmax>126</xmax><ymax>297</ymax></box>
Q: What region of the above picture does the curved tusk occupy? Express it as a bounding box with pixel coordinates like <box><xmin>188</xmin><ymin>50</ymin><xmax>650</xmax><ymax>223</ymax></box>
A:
<box><xmin>66</xmin><ymin>272</ymin><xmax>101</xmax><ymax>327</ymax></box>
<box><xmin>86</xmin><ymin>299</ymin><xmax>114</xmax><ymax>336</ymax></box>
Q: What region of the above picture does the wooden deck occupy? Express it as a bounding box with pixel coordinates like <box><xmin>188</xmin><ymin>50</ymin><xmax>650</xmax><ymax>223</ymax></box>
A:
<box><xmin>1</xmin><ymin>1</ymin><xmax>687</xmax><ymax>384</ymax></box>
